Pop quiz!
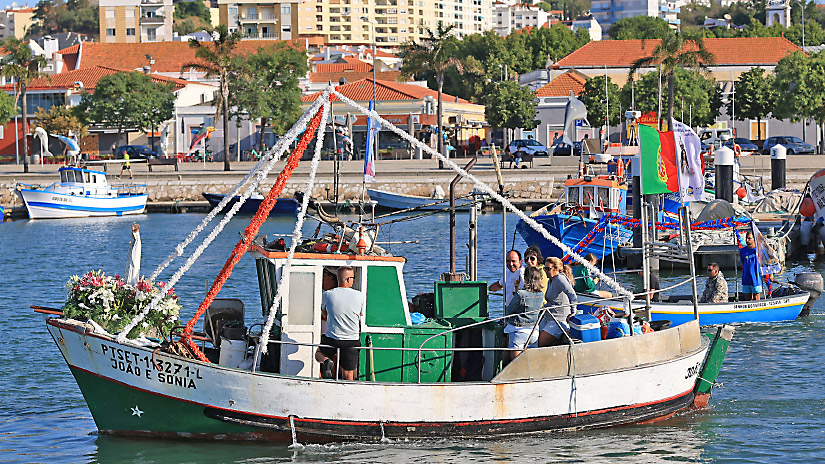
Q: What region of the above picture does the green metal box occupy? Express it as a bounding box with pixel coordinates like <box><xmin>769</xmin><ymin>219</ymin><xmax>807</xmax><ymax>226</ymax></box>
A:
<box><xmin>402</xmin><ymin>320</ymin><xmax>453</xmax><ymax>383</ymax></box>
<box><xmin>434</xmin><ymin>281</ymin><xmax>488</xmax><ymax>327</ymax></box>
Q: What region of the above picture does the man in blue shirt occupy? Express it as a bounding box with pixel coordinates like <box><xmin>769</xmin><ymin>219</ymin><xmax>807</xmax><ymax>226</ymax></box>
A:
<box><xmin>739</xmin><ymin>231</ymin><xmax>762</xmax><ymax>301</ymax></box>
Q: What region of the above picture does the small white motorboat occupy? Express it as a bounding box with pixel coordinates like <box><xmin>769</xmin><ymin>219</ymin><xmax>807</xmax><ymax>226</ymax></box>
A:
<box><xmin>16</xmin><ymin>166</ymin><xmax>147</xmax><ymax>219</ymax></box>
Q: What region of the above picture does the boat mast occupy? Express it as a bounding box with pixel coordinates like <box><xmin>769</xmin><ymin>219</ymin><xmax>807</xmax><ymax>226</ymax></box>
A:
<box><xmin>448</xmin><ymin>155</ymin><xmax>477</xmax><ymax>281</ymax></box>
<box><xmin>491</xmin><ymin>146</ymin><xmax>506</xmax><ymax>313</ymax></box>
<box><xmin>682</xmin><ymin>206</ymin><xmax>700</xmax><ymax>320</ymax></box>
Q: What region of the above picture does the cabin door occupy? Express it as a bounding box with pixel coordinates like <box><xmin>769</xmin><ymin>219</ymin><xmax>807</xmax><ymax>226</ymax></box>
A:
<box><xmin>280</xmin><ymin>266</ymin><xmax>322</xmax><ymax>377</ymax></box>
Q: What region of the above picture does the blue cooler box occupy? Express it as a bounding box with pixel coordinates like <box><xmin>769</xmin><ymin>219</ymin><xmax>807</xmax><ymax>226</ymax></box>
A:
<box><xmin>569</xmin><ymin>314</ymin><xmax>601</xmax><ymax>342</ymax></box>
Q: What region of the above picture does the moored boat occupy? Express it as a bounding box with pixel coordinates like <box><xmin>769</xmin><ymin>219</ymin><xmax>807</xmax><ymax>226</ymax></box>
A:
<box><xmin>16</xmin><ymin>166</ymin><xmax>147</xmax><ymax>219</ymax></box>
<box><xmin>202</xmin><ymin>192</ymin><xmax>300</xmax><ymax>215</ymax></box>
<box><xmin>40</xmin><ymin>87</ymin><xmax>733</xmax><ymax>443</ymax></box>
<box><xmin>367</xmin><ymin>187</ymin><xmax>472</xmax><ymax>211</ymax></box>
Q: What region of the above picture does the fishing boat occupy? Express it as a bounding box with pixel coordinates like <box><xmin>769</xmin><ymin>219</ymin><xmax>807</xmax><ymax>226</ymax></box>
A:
<box><xmin>202</xmin><ymin>192</ymin><xmax>300</xmax><ymax>215</ymax></box>
<box><xmin>516</xmin><ymin>159</ymin><xmax>633</xmax><ymax>259</ymax></box>
<box><xmin>40</xmin><ymin>88</ymin><xmax>733</xmax><ymax>442</ymax></box>
<box><xmin>16</xmin><ymin>166</ymin><xmax>147</xmax><ymax>219</ymax></box>
<box><xmin>366</xmin><ymin>187</ymin><xmax>472</xmax><ymax>211</ymax></box>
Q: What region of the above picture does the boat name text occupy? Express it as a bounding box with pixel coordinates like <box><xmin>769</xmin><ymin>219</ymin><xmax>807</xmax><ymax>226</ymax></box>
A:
<box><xmin>732</xmin><ymin>298</ymin><xmax>790</xmax><ymax>310</ymax></box>
<box><xmin>100</xmin><ymin>343</ymin><xmax>200</xmax><ymax>389</ymax></box>
<box><xmin>685</xmin><ymin>361</ymin><xmax>702</xmax><ymax>379</ymax></box>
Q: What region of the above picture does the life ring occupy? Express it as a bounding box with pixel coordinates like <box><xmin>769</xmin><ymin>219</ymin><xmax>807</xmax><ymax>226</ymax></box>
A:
<box><xmin>733</xmin><ymin>144</ymin><xmax>742</xmax><ymax>157</ymax></box>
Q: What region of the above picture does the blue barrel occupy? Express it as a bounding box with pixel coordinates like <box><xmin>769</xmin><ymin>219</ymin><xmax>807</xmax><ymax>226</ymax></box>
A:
<box><xmin>606</xmin><ymin>319</ymin><xmax>630</xmax><ymax>339</ymax></box>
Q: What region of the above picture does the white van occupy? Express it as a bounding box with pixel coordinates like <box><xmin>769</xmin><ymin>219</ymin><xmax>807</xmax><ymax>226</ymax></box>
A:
<box><xmin>698</xmin><ymin>128</ymin><xmax>733</xmax><ymax>149</ymax></box>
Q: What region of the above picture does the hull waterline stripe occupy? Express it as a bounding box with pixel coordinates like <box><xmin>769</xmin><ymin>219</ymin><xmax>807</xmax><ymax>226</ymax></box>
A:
<box><xmin>26</xmin><ymin>201</ymin><xmax>146</xmax><ymax>213</ymax></box>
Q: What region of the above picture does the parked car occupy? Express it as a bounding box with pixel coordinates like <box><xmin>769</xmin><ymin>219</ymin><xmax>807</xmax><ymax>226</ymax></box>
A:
<box><xmin>698</xmin><ymin>128</ymin><xmax>733</xmax><ymax>150</ymax></box>
<box><xmin>550</xmin><ymin>139</ymin><xmax>583</xmax><ymax>156</ymax></box>
<box><xmin>761</xmin><ymin>136</ymin><xmax>815</xmax><ymax>155</ymax></box>
<box><xmin>723</xmin><ymin>137</ymin><xmax>760</xmax><ymax>152</ymax></box>
<box><xmin>508</xmin><ymin>138</ymin><xmax>549</xmax><ymax>158</ymax></box>
<box><xmin>114</xmin><ymin>145</ymin><xmax>159</xmax><ymax>159</ymax></box>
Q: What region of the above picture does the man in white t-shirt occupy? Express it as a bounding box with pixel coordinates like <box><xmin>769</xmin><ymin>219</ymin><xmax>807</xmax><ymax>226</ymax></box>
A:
<box><xmin>488</xmin><ymin>250</ymin><xmax>524</xmax><ymax>306</ymax></box>
<box><xmin>316</xmin><ymin>266</ymin><xmax>364</xmax><ymax>380</ymax></box>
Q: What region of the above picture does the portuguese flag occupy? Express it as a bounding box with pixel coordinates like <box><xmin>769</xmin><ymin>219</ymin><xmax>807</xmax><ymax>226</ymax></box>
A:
<box><xmin>639</xmin><ymin>124</ymin><xmax>679</xmax><ymax>194</ymax></box>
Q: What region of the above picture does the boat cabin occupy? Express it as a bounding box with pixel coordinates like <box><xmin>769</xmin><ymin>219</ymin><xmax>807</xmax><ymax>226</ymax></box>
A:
<box><xmin>247</xmin><ymin>244</ymin><xmax>497</xmax><ymax>383</ymax></box>
<box><xmin>57</xmin><ymin>167</ymin><xmax>114</xmax><ymax>197</ymax></box>
<box><xmin>564</xmin><ymin>175</ymin><xmax>627</xmax><ymax>218</ymax></box>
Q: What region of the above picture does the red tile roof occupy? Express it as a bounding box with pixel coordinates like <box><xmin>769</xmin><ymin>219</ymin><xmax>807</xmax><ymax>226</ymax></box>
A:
<box><xmin>314</xmin><ymin>59</ymin><xmax>372</xmax><ymax>73</ymax></box>
<box><xmin>0</xmin><ymin>66</ymin><xmax>192</xmax><ymax>92</ymax></box>
<box><xmin>309</xmin><ymin>70</ymin><xmax>401</xmax><ymax>83</ymax></box>
<box><xmin>536</xmin><ymin>70</ymin><xmax>587</xmax><ymax>97</ymax></box>
<box><xmin>302</xmin><ymin>78</ymin><xmax>470</xmax><ymax>103</ymax></box>
<box><xmin>58</xmin><ymin>40</ymin><xmax>308</xmax><ymax>73</ymax></box>
<box><xmin>555</xmin><ymin>37</ymin><xmax>801</xmax><ymax>68</ymax></box>
<box><xmin>363</xmin><ymin>49</ymin><xmax>397</xmax><ymax>59</ymax></box>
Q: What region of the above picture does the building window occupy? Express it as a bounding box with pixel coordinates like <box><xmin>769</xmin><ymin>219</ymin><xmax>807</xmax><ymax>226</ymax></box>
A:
<box><xmin>282</xmin><ymin>25</ymin><xmax>291</xmax><ymax>32</ymax></box>
<box><xmin>105</xmin><ymin>8</ymin><xmax>115</xmax><ymax>18</ymax></box>
<box><xmin>229</xmin><ymin>7</ymin><xmax>237</xmax><ymax>15</ymax></box>
<box><xmin>281</xmin><ymin>5</ymin><xmax>291</xmax><ymax>14</ymax></box>
<box><xmin>147</xmin><ymin>27</ymin><xmax>157</xmax><ymax>41</ymax></box>
<box><xmin>125</xmin><ymin>9</ymin><xmax>134</xmax><ymax>18</ymax></box>
<box><xmin>106</xmin><ymin>28</ymin><xmax>116</xmax><ymax>36</ymax></box>
<box><xmin>126</xmin><ymin>28</ymin><xmax>135</xmax><ymax>36</ymax></box>
<box><xmin>316</xmin><ymin>6</ymin><xmax>323</xmax><ymax>12</ymax></box>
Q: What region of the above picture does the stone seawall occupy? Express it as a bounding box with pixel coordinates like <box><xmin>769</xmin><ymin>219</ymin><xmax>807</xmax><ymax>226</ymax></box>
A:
<box><xmin>0</xmin><ymin>176</ymin><xmax>559</xmax><ymax>206</ymax></box>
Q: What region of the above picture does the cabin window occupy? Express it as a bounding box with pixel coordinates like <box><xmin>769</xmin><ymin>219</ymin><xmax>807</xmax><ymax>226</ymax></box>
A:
<box><xmin>84</xmin><ymin>172</ymin><xmax>90</xmax><ymax>183</ymax></box>
<box><xmin>60</xmin><ymin>171</ymin><xmax>67</xmax><ymax>183</ymax></box>
<box><xmin>597</xmin><ymin>186</ymin><xmax>609</xmax><ymax>208</ymax></box>
<box><xmin>582</xmin><ymin>186</ymin><xmax>594</xmax><ymax>205</ymax></box>
<box><xmin>567</xmin><ymin>187</ymin><xmax>579</xmax><ymax>205</ymax></box>
<box><xmin>287</xmin><ymin>271</ymin><xmax>315</xmax><ymax>326</ymax></box>
<box><xmin>366</xmin><ymin>266</ymin><xmax>407</xmax><ymax>326</ymax></box>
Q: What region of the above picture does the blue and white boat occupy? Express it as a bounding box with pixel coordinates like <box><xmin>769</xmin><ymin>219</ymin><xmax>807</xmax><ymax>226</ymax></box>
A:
<box><xmin>516</xmin><ymin>171</ymin><xmax>633</xmax><ymax>259</ymax></box>
<box><xmin>577</xmin><ymin>288</ymin><xmax>810</xmax><ymax>326</ymax></box>
<box><xmin>16</xmin><ymin>166</ymin><xmax>147</xmax><ymax>219</ymax></box>
<box><xmin>367</xmin><ymin>187</ymin><xmax>472</xmax><ymax>211</ymax></box>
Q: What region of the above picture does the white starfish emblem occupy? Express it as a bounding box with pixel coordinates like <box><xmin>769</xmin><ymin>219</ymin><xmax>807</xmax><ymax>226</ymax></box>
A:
<box><xmin>131</xmin><ymin>405</ymin><xmax>144</xmax><ymax>418</ymax></box>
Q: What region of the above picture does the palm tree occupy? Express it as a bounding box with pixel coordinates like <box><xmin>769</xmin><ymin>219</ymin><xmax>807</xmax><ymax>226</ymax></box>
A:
<box><xmin>629</xmin><ymin>30</ymin><xmax>714</xmax><ymax>130</ymax></box>
<box><xmin>400</xmin><ymin>22</ymin><xmax>465</xmax><ymax>160</ymax></box>
<box><xmin>1</xmin><ymin>38</ymin><xmax>48</xmax><ymax>173</ymax></box>
<box><xmin>183</xmin><ymin>25</ymin><xmax>242</xmax><ymax>171</ymax></box>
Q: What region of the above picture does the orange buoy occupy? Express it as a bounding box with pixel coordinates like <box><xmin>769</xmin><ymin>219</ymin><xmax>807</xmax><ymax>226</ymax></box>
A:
<box><xmin>617</xmin><ymin>159</ymin><xmax>625</xmax><ymax>178</ymax></box>
<box><xmin>356</xmin><ymin>227</ymin><xmax>367</xmax><ymax>255</ymax></box>
<box><xmin>313</xmin><ymin>242</ymin><xmax>340</xmax><ymax>253</ymax></box>
<box><xmin>736</xmin><ymin>186</ymin><xmax>747</xmax><ymax>199</ymax></box>
<box><xmin>801</xmin><ymin>197</ymin><xmax>817</xmax><ymax>217</ymax></box>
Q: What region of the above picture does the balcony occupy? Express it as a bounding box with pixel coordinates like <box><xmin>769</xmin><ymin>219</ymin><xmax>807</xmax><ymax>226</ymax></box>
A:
<box><xmin>243</xmin><ymin>32</ymin><xmax>281</xmax><ymax>39</ymax></box>
<box><xmin>140</xmin><ymin>0</ymin><xmax>164</xmax><ymax>4</ymax></box>
<box><xmin>239</xmin><ymin>13</ymin><xmax>277</xmax><ymax>21</ymax></box>
<box><xmin>140</xmin><ymin>16</ymin><xmax>166</xmax><ymax>24</ymax></box>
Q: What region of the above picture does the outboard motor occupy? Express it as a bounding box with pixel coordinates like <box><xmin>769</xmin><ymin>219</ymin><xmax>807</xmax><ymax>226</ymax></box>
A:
<box><xmin>795</xmin><ymin>272</ymin><xmax>824</xmax><ymax>317</ymax></box>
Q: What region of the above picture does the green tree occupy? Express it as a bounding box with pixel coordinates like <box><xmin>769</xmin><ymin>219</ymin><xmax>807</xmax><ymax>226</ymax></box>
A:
<box><xmin>536</xmin><ymin>2</ymin><xmax>553</xmax><ymax>12</ymax></box>
<box><xmin>33</xmin><ymin>105</ymin><xmax>87</xmax><ymax>137</ymax></box>
<box><xmin>734</xmin><ymin>67</ymin><xmax>776</xmax><ymax>140</ymax></box>
<box><xmin>523</xmin><ymin>23</ymin><xmax>590</xmax><ymax>69</ymax></box>
<box><xmin>621</xmin><ymin>68</ymin><xmax>721</xmax><ymax>127</ymax></box>
<box><xmin>1</xmin><ymin>37</ymin><xmax>49</xmax><ymax>173</ymax></box>
<box><xmin>175</xmin><ymin>16</ymin><xmax>213</xmax><ymax>36</ymax></box>
<box><xmin>0</xmin><ymin>91</ymin><xmax>16</xmax><ymax>126</ymax></box>
<box><xmin>29</xmin><ymin>0</ymin><xmax>99</xmax><ymax>38</ymax></box>
<box><xmin>183</xmin><ymin>25</ymin><xmax>242</xmax><ymax>171</ymax></box>
<box><xmin>484</xmin><ymin>80</ymin><xmax>538</xmax><ymax>144</ymax></box>
<box><xmin>629</xmin><ymin>30</ymin><xmax>714</xmax><ymax>130</ymax></box>
<box><xmin>175</xmin><ymin>1</ymin><xmax>211</xmax><ymax>22</ymax></box>
<box><xmin>578</xmin><ymin>75</ymin><xmax>621</xmax><ymax>128</ymax></box>
<box><xmin>76</xmin><ymin>72</ymin><xmax>175</xmax><ymax>151</ymax></box>
<box><xmin>774</xmin><ymin>51</ymin><xmax>825</xmax><ymax>152</ymax></box>
<box><xmin>401</xmin><ymin>22</ymin><xmax>470</xmax><ymax>158</ymax></box>
<box><xmin>230</xmin><ymin>43</ymin><xmax>309</xmax><ymax>150</ymax></box>
<box><xmin>609</xmin><ymin>16</ymin><xmax>671</xmax><ymax>40</ymax></box>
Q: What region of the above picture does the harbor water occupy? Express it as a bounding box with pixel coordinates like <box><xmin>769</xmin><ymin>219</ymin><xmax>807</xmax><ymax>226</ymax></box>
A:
<box><xmin>1</xmin><ymin>212</ymin><xmax>824</xmax><ymax>463</ymax></box>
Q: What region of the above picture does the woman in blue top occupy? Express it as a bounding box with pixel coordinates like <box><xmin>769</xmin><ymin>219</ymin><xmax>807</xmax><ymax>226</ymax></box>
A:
<box><xmin>503</xmin><ymin>266</ymin><xmax>545</xmax><ymax>363</ymax></box>
<box><xmin>740</xmin><ymin>231</ymin><xmax>762</xmax><ymax>300</ymax></box>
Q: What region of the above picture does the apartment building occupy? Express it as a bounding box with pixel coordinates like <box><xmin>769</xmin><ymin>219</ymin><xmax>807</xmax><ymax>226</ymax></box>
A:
<box><xmin>590</xmin><ymin>0</ymin><xmax>681</xmax><ymax>37</ymax></box>
<box><xmin>99</xmin><ymin>0</ymin><xmax>174</xmax><ymax>43</ymax></box>
<box><xmin>0</xmin><ymin>7</ymin><xmax>37</xmax><ymax>39</ymax></box>
<box><xmin>295</xmin><ymin>0</ymin><xmax>492</xmax><ymax>47</ymax></box>
<box><xmin>493</xmin><ymin>3</ymin><xmax>551</xmax><ymax>36</ymax></box>
<box><xmin>218</xmin><ymin>0</ymin><xmax>299</xmax><ymax>39</ymax></box>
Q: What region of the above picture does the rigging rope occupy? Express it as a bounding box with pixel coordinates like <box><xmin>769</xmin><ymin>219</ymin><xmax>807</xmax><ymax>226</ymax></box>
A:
<box><xmin>331</xmin><ymin>89</ymin><xmax>633</xmax><ymax>299</ymax></box>
<box><xmin>258</xmin><ymin>101</ymin><xmax>330</xmax><ymax>354</ymax></box>
<box><xmin>180</xmin><ymin>106</ymin><xmax>326</xmax><ymax>361</ymax></box>
<box><xmin>116</xmin><ymin>95</ymin><xmax>329</xmax><ymax>344</ymax></box>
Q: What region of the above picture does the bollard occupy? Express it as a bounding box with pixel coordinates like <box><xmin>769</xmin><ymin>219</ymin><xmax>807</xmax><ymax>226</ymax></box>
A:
<box><xmin>770</xmin><ymin>144</ymin><xmax>787</xmax><ymax>191</ymax></box>
<box><xmin>714</xmin><ymin>146</ymin><xmax>735</xmax><ymax>203</ymax></box>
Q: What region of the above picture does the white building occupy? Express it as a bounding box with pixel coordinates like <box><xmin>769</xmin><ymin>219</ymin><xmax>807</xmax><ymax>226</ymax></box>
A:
<box><xmin>590</xmin><ymin>0</ymin><xmax>681</xmax><ymax>37</ymax></box>
<box><xmin>571</xmin><ymin>14</ymin><xmax>602</xmax><ymax>41</ymax></box>
<box><xmin>494</xmin><ymin>2</ymin><xmax>551</xmax><ymax>36</ymax></box>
